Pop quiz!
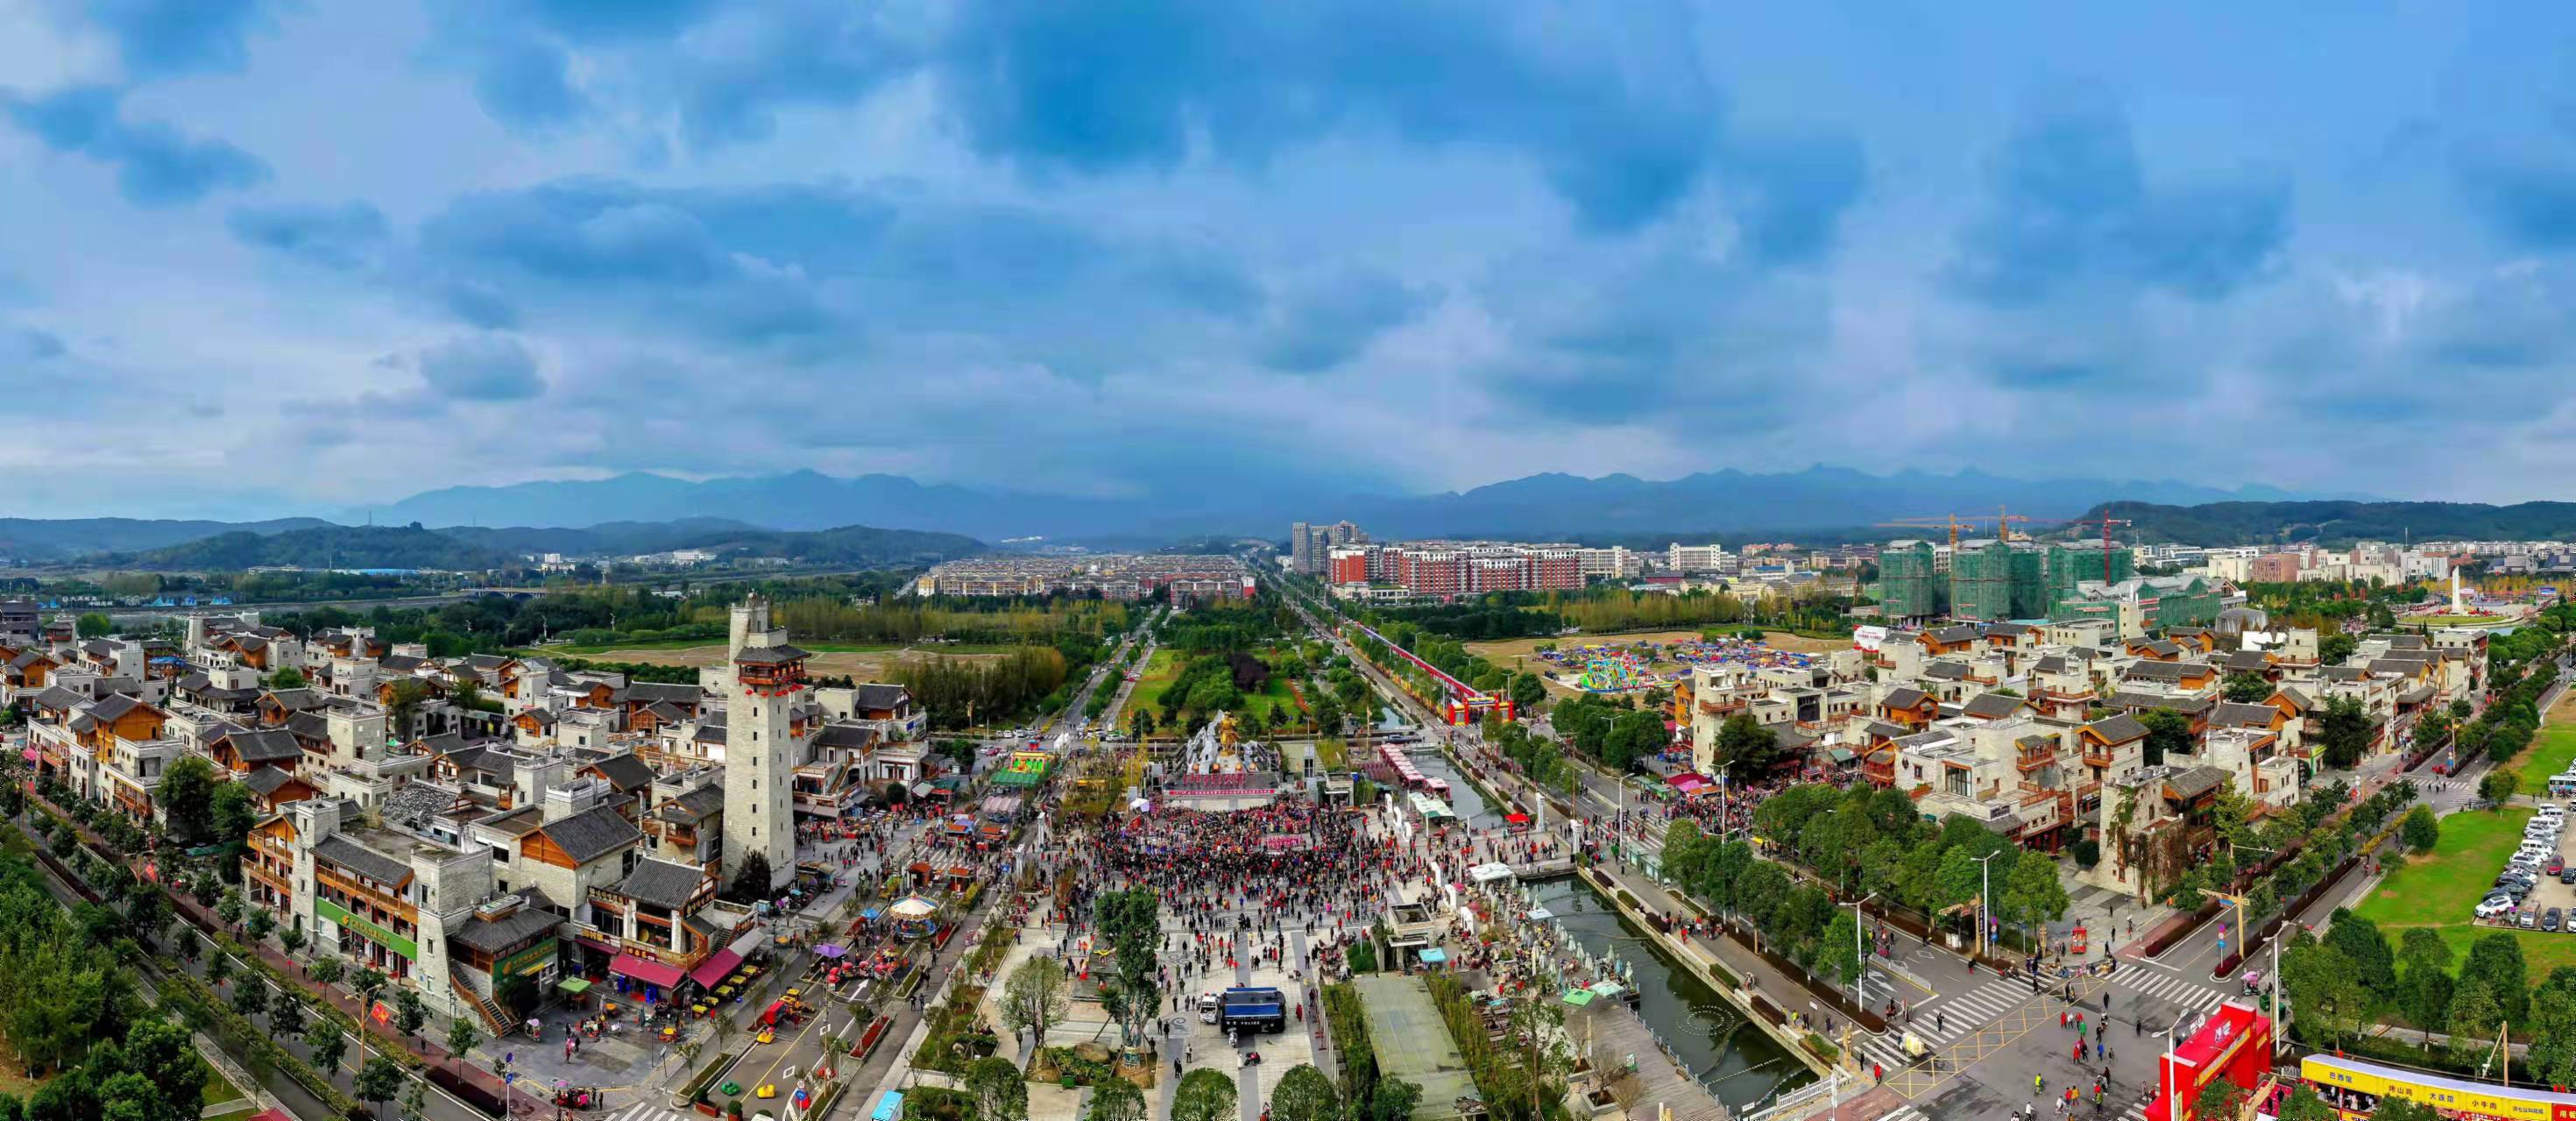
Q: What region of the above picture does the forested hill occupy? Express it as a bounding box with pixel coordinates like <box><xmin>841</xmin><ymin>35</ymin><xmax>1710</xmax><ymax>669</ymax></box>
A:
<box><xmin>95</xmin><ymin>521</ymin><xmax>985</xmax><ymax>571</ymax></box>
<box><xmin>106</xmin><ymin>524</ymin><xmax>520</xmax><ymax>571</ymax></box>
<box><xmin>2088</xmin><ymin>500</ymin><xmax>2576</xmax><ymax>547</ymax></box>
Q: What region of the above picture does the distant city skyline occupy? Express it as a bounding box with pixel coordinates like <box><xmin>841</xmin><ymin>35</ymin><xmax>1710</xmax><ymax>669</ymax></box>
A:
<box><xmin>7</xmin><ymin>3</ymin><xmax>2576</xmax><ymax>518</ymax></box>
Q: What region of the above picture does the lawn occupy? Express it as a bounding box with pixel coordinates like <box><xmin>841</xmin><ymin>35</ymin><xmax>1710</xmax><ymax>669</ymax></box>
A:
<box><xmin>2354</xmin><ymin>805</ymin><xmax>2576</xmax><ymax>978</ymax></box>
<box><xmin>2514</xmin><ymin>693</ymin><xmax>2576</xmax><ymax>795</ymax></box>
<box><xmin>202</xmin><ymin>1065</ymin><xmax>251</xmax><ymax>1113</ymax></box>
<box><xmin>1129</xmin><ymin>648</ymin><xmax>1185</xmax><ymax>713</ymax></box>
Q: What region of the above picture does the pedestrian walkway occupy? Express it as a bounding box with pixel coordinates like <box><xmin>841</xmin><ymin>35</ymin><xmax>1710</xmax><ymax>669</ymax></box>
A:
<box><xmin>2109</xmin><ymin>971</ymin><xmax>2229</xmax><ymax>1014</ymax></box>
<box><xmin>602</xmin><ymin>1103</ymin><xmax>696</xmax><ymax>1121</ymax></box>
<box><xmin>1906</xmin><ymin>979</ymin><xmax>2028</xmax><ymax>1045</ymax></box>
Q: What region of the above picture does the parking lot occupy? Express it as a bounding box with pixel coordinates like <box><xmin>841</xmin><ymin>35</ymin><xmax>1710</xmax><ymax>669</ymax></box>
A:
<box><xmin>2481</xmin><ymin>803</ymin><xmax>2576</xmax><ymax>931</ymax></box>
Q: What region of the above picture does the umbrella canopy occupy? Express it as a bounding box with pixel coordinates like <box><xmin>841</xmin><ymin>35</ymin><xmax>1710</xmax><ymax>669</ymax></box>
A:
<box><xmin>888</xmin><ymin>896</ymin><xmax>939</xmax><ymax>919</ymax></box>
<box><xmin>1560</xmin><ymin>989</ymin><xmax>1597</xmax><ymax>1006</ymax></box>
<box><xmin>815</xmin><ymin>944</ymin><xmax>847</xmax><ymax>959</ymax></box>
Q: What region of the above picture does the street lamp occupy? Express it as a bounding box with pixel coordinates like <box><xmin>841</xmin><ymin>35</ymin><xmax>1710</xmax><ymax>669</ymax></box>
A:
<box><xmin>1971</xmin><ymin>850</ymin><xmax>2003</xmax><ymax>962</ymax></box>
<box><xmin>2164</xmin><ymin>1010</ymin><xmax>2190</xmax><ymax>1121</ymax></box>
<box><xmin>1847</xmin><ymin>891</ymin><xmax>1878</xmax><ymax>1003</ymax></box>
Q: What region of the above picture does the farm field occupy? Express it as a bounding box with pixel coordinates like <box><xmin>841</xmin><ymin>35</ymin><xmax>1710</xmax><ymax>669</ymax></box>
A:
<box><xmin>1468</xmin><ymin>628</ymin><xmax>1844</xmax><ymax>696</ymax></box>
<box><xmin>2353</xmin><ymin>805</ymin><xmax>2576</xmax><ymax>978</ymax></box>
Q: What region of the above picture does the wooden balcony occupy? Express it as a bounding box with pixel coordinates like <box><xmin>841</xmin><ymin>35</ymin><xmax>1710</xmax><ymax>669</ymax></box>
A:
<box><xmin>2016</xmin><ymin>749</ymin><xmax>2057</xmax><ymax>773</ymax></box>
<box><xmin>2082</xmin><ymin>749</ymin><xmax>2116</xmax><ymax>769</ymax></box>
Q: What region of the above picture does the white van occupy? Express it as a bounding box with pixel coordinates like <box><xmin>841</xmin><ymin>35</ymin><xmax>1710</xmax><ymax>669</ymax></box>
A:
<box><xmin>2551</xmin><ymin>773</ymin><xmax>2576</xmax><ymax>798</ymax></box>
<box><xmin>2543</xmin><ymin>804</ymin><xmax>2567</xmax><ymax>820</ymax></box>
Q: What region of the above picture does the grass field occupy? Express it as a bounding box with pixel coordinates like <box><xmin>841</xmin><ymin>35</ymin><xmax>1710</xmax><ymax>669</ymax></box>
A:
<box><xmin>1129</xmin><ymin>647</ymin><xmax>1299</xmax><ymax>721</ymax></box>
<box><xmin>2412</xmin><ymin>614</ymin><xmax>2519</xmax><ymax>628</ymax></box>
<box><xmin>2515</xmin><ymin>692</ymin><xmax>2576</xmax><ymax>795</ymax></box>
<box><xmin>2353</xmin><ymin>805</ymin><xmax>2576</xmax><ymax>977</ymax></box>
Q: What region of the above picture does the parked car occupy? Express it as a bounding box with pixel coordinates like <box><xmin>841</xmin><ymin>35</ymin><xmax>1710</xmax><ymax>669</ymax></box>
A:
<box><xmin>2480</xmin><ymin>896</ymin><xmax>2519</xmax><ymax>919</ymax></box>
<box><xmin>2546</xmin><ymin>908</ymin><xmax>2562</xmax><ymax>933</ymax></box>
<box><xmin>2523</xmin><ymin>909</ymin><xmax>2540</xmax><ymax>929</ymax></box>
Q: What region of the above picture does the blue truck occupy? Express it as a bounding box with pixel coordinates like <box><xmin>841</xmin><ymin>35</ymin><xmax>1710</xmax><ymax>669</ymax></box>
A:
<box><xmin>1220</xmin><ymin>986</ymin><xmax>1287</xmax><ymax>1033</ymax></box>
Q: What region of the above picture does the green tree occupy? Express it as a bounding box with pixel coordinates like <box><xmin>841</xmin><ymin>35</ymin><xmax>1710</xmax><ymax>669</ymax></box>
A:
<box><xmin>1509</xmin><ymin>672</ymin><xmax>1546</xmax><ymax>713</ymax></box>
<box><xmin>308</xmin><ymin>956</ymin><xmax>344</xmax><ymax>989</ymax></box>
<box><xmin>2325</xmin><ymin>913</ymin><xmax>2397</xmax><ymax>1006</ymax></box>
<box><xmin>2319</xmin><ymin>633</ymin><xmax>2359</xmax><ymax>664</ymax></box>
<box><xmin>279</xmin><ymin>926</ymin><xmax>305</xmax><ymax>958</ymax></box>
<box><xmin>1000</xmin><ymin>956</ymin><xmax>1069</xmax><ymax>1062</ymax></box>
<box><xmin>2480</xmin><ymin>768</ymin><xmax>2521</xmax><ymax>810</ymax></box>
<box><xmin>1087</xmin><ymin>1078</ymin><xmax>1147</xmax><ymax>1121</ymax></box>
<box><xmin>1172</xmin><ymin>1068</ymin><xmax>1239</xmax><ymax>1121</ymax></box>
<box><xmin>1817</xmin><ymin>912</ymin><xmax>1864</xmax><ymax>993</ymax></box>
<box><xmin>263</xmin><ymin>667</ymin><xmax>308</xmax><ymax>691</ymax></box>
<box><xmin>728</xmin><ymin>851</ymin><xmax>775</xmax><ymax>900</ymax></box>
<box><xmin>1270</xmin><ymin>1064</ymin><xmax>1341</xmax><ymax>1121</ymax></box>
<box><xmin>157</xmin><ymin>756</ymin><xmax>221</xmax><ymax>844</ymax></box>
<box><xmin>966</xmin><ymin>1058</ymin><xmax>1029</xmax><ymax>1121</ymax></box>
<box><xmin>2446</xmin><ymin>980</ymin><xmax>2503</xmax><ymax>1068</ymax></box>
<box><xmin>2396</xmin><ymin>928</ymin><xmax>2454</xmax><ymax>1048</ymax></box>
<box><xmin>2138</xmin><ymin>710</ymin><xmax>2193</xmax><ymax>769</ymax></box>
<box><xmin>76</xmin><ymin>614</ymin><xmax>113</xmax><ymax>639</ymax></box>
<box><xmin>269</xmin><ymin>994</ymin><xmax>308</xmax><ymax>1039</ymax></box>
<box><xmin>230</xmin><ymin>978</ymin><xmax>269</xmax><ymax>1021</ymax></box>
<box><xmin>445</xmin><ymin>1018</ymin><xmax>481</xmax><ymax>1060</ymax></box>
<box><xmin>1709</xmin><ymin>713</ymin><xmax>1780</xmax><ymax>773</ymax></box>
<box><xmin>305</xmin><ymin>1022</ymin><xmax>347</xmax><ymax>1082</ymax></box>
<box><xmin>384</xmin><ymin>678</ymin><xmax>431</xmax><ymax>741</ymax></box>
<box><xmin>1660</xmin><ymin>821</ymin><xmax>1709</xmax><ymax>889</ymax></box>
<box><xmin>2318</xmin><ymin>695</ymin><xmax>2375</xmax><ymax>770</ymax></box>
<box><xmin>2222</xmin><ymin>673</ymin><xmax>2274</xmax><ymax>704</ymax></box>
<box><xmin>1999</xmin><ymin>851</ymin><xmax>2070</xmax><ymax>934</ymax></box>
<box><xmin>1368</xmin><ymin>1080</ymin><xmax>1422</xmax><ymax>1121</ymax></box>
<box><xmin>2375</xmin><ymin>1099</ymin><xmax>2443</xmax><ymax>1121</ymax></box>
<box><xmin>352</xmin><ymin>1056</ymin><xmax>405</xmax><ymax>1109</ymax></box>
<box><xmin>2464</xmin><ymin>933</ymin><xmax>2530</xmax><ymax>1024</ymax></box>
<box><xmin>2401</xmin><ymin>805</ymin><xmax>2440</xmax><ymax>854</ymax></box>
<box><xmin>393</xmin><ymin>987</ymin><xmax>428</xmax><ymax>1041</ymax></box>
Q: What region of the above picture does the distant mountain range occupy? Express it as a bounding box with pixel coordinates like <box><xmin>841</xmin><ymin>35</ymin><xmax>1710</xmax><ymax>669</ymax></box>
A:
<box><xmin>359</xmin><ymin>466</ymin><xmax>2369</xmax><ymax>542</ymax></box>
<box><xmin>2088</xmin><ymin>500</ymin><xmax>2576</xmax><ymax>548</ymax></box>
<box><xmin>0</xmin><ymin>467</ymin><xmax>2396</xmax><ymax>571</ymax></box>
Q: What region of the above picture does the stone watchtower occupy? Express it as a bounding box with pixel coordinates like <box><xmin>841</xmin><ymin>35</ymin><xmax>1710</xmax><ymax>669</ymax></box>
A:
<box><xmin>722</xmin><ymin>596</ymin><xmax>803</xmax><ymax>891</ymax></box>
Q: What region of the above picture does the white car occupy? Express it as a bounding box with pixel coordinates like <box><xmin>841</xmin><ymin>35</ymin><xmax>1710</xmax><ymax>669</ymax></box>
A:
<box><xmin>2478</xmin><ymin>896</ymin><xmax>2519</xmax><ymax>919</ymax></box>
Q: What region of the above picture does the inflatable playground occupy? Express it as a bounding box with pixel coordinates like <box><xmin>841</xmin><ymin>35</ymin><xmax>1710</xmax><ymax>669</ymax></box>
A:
<box><xmin>1538</xmin><ymin>636</ymin><xmax>1818</xmax><ymax>694</ymax></box>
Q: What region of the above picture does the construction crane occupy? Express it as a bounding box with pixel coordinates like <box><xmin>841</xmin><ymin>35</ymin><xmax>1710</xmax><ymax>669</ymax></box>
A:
<box><xmin>2056</xmin><ymin>515</ymin><xmax>2134</xmax><ymax>584</ymax></box>
<box><xmin>1877</xmin><ymin>514</ymin><xmax>2019</xmax><ymax>551</ymax></box>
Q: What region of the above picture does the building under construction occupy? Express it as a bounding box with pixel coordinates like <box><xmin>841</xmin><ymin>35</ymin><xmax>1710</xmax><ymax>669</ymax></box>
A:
<box><xmin>1951</xmin><ymin>539</ymin><xmax>2048</xmax><ymax>621</ymax></box>
<box><xmin>1879</xmin><ymin>540</ymin><xmax>1940</xmax><ymax>620</ymax></box>
<box><xmin>2046</xmin><ymin>543</ymin><xmax>2135</xmax><ymax>614</ymax></box>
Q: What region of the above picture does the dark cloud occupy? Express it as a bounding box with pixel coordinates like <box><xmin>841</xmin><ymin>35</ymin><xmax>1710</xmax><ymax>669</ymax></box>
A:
<box><xmin>4</xmin><ymin>86</ymin><xmax>268</xmax><ymax>207</ymax></box>
<box><xmin>1256</xmin><ymin>267</ymin><xmax>1436</xmax><ymax>372</ymax></box>
<box><xmin>1950</xmin><ymin>103</ymin><xmax>2288</xmax><ymax>306</ymax></box>
<box><xmin>10</xmin><ymin>329</ymin><xmax>66</xmax><ymax>360</ymax></box>
<box><xmin>428</xmin><ymin>2</ymin><xmax>1867</xmax><ymax>243</ymax></box>
<box><xmin>2454</xmin><ymin>145</ymin><xmax>2576</xmax><ymax>250</ymax></box>
<box><xmin>416</xmin><ymin>335</ymin><xmax>546</xmax><ymax>401</ymax></box>
<box><xmin>85</xmin><ymin>0</ymin><xmax>276</xmax><ymax>77</ymax></box>
<box><xmin>226</xmin><ymin>202</ymin><xmax>391</xmax><ymax>270</ymax></box>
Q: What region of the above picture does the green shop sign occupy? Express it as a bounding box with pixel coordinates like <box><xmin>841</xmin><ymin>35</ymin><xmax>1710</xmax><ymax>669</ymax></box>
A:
<box><xmin>315</xmin><ymin>898</ymin><xmax>419</xmax><ymax>961</ymax></box>
<box><xmin>496</xmin><ymin>939</ymin><xmax>556</xmax><ymax>979</ymax></box>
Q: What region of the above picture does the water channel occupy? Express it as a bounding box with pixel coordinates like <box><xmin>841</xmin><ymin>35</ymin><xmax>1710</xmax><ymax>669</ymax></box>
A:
<box><xmin>1405</xmin><ymin>745</ymin><xmax>1816</xmax><ymax>1113</ymax></box>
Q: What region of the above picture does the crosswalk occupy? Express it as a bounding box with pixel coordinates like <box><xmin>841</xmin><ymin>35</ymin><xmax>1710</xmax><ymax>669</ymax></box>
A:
<box><xmin>602</xmin><ymin>1103</ymin><xmax>693</xmax><ymax>1121</ymax></box>
<box><xmin>2113</xmin><ymin>969</ymin><xmax>2230</xmax><ymax>1013</ymax></box>
<box><xmin>1852</xmin><ymin>976</ymin><xmax>2031</xmax><ymax>1076</ymax></box>
<box><xmin>1877</xmin><ymin>1109</ymin><xmax>1926</xmax><ymax>1121</ymax></box>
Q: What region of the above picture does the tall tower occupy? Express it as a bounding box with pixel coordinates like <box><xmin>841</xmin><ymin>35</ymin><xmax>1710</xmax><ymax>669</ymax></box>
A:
<box><xmin>723</xmin><ymin>596</ymin><xmax>802</xmax><ymax>891</ymax></box>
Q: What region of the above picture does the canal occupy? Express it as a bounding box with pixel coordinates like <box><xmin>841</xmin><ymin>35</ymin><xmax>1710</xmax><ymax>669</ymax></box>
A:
<box><xmin>1530</xmin><ymin>876</ymin><xmax>1817</xmax><ymax>1114</ymax></box>
<box><xmin>1403</xmin><ymin>746</ymin><xmax>1815</xmax><ymax>1112</ymax></box>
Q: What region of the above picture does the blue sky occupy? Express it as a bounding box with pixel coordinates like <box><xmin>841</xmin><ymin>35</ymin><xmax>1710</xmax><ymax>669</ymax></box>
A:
<box><xmin>6</xmin><ymin>0</ymin><xmax>2576</xmax><ymax>519</ymax></box>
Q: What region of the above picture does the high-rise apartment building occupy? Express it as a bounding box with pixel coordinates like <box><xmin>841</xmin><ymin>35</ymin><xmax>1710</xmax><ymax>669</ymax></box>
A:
<box><xmin>1666</xmin><ymin>543</ymin><xmax>1730</xmax><ymax>573</ymax></box>
<box><xmin>1289</xmin><ymin>521</ymin><xmax>1369</xmax><ymax>574</ymax></box>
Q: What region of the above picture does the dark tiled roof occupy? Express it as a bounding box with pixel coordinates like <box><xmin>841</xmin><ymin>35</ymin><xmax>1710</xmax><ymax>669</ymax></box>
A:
<box><xmin>538</xmin><ymin>803</ymin><xmax>640</xmax><ymax>864</ymax></box>
<box><xmin>29</xmin><ymin>685</ymin><xmax>86</xmax><ymax>711</ymax></box>
<box><xmin>642</xmin><ymin>701</ymin><xmax>687</xmax><ymax>723</ymax></box>
<box><xmin>383</xmin><ymin>782</ymin><xmax>458</xmax><ymax>824</ymax></box>
<box><xmin>86</xmin><ymin>693</ymin><xmax>147</xmax><ymax>723</ymax></box>
<box><xmin>1929</xmin><ymin>625</ymin><xmax>1979</xmax><ymax>643</ymax></box>
<box><xmin>608</xmin><ymin>858</ymin><xmax>705</xmax><ymax>910</ymax></box>
<box><xmin>265</xmin><ymin>688</ymin><xmax>322</xmax><ymax>711</ymax></box>
<box><xmin>287</xmin><ymin>712</ymin><xmax>329</xmax><ymax>742</ymax></box>
<box><xmin>853</xmin><ymin>684</ymin><xmax>909</xmax><ymax>710</ymax></box>
<box><xmin>584</xmin><ymin>753</ymin><xmax>655</xmax><ymax>793</ymax></box>
<box><xmin>732</xmin><ymin>645</ymin><xmax>810</xmax><ymax>665</ymax></box>
<box><xmin>2121</xmin><ymin>661</ymin><xmax>2194</xmax><ymax>682</ymax></box>
<box><xmin>451</xmin><ymin>901</ymin><xmax>563</xmax><ymax>954</ymax></box>
<box><xmin>315</xmin><ymin>834</ymin><xmax>413</xmax><ymax>885</ymax></box>
<box><xmin>2106</xmin><ymin>692</ymin><xmax>2213</xmax><ymax>715</ymax></box>
<box><xmin>2030</xmin><ymin>656</ymin><xmax>2071</xmax><ymax>675</ymax></box>
<box><xmin>2082</xmin><ymin>713</ymin><xmax>2148</xmax><ymax>743</ymax></box>
<box><xmin>1883</xmin><ymin>687</ymin><xmax>1930</xmax><ymax>710</ymax></box>
<box><xmin>2211</xmin><ymin>702</ymin><xmax>2280</xmax><ymax>728</ymax></box>
<box><xmin>626</xmin><ymin>683</ymin><xmax>701</xmax><ymax>705</ymax></box>
<box><xmin>222</xmin><ymin>728</ymin><xmax>306</xmax><ymax>763</ymax></box>
<box><xmin>816</xmin><ymin>723</ymin><xmax>877</xmax><ymax>750</ymax></box>
<box><xmin>654</xmin><ymin>784</ymin><xmax>725</xmax><ymax>824</ymax></box>
<box><xmin>1961</xmin><ymin>692</ymin><xmax>2028</xmax><ymax>719</ymax></box>
<box><xmin>379</xmin><ymin>655</ymin><xmax>428</xmax><ymax>672</ymax></box>
<box><xmin>2164</xmin><ymin>765</ymin><xmax>2230</xmax><ymax>801</ymax></box>
<box><xmin>240</xmin><ymin>767</ymin><xmax>301</xmax><ymax>798</ymax></box>
<box><xmin>2217</xmin><ymin>650</ymin><xmax>2272</xmax><ymax>671</ymax></box>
